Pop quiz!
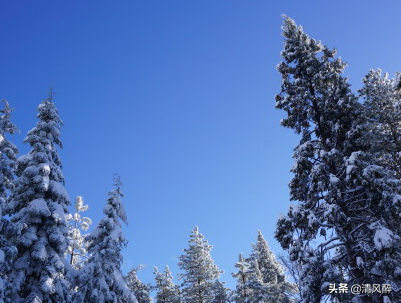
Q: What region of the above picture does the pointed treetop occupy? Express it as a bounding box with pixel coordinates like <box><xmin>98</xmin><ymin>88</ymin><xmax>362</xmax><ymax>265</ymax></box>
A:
<box><xmin>46</xmin><ymin>87</ymin><xmax>55</xmax><ymax>102</ymax></box>
<box><xmin>105</xmin><ymin>174</ymin><xmax>128</xmax><ymax>224</ymax></box>
<box><xmin>0</xmin><ymin>100</ymin><xmax>17</xmax><ymax>136</ymax></box>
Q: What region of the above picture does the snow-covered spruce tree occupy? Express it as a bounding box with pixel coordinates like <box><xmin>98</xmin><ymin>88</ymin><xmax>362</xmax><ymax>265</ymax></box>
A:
<box><xmin>178</xmin><ymin>227</ymin><xmax>223</xmax><ymax>303</ymax></box>
<box><xmin>211</xmin><ymin>279</ymin><xmax>229</xmax><ymax>303</ymax></box>
<box><xmin>66</xmin><ymin>196</ymin><xmax>92</xmax><ymax>270</ymax></box>
<box><xmin>231</xmin><ymin>254</ymin><xmax>253</xmax><ymax>303</ymax></box>
<box><xmin>125</xmin><ymin>266</ymin><xmax>152</xmax><ymax>303</ymax></box>
<box><xmin>0</xmin><ymin>100</ymin><xmax>18</xmax><ymax>201</ymax></box>
<box><xmin>0</xmin><ymin>205</ymin><xmax>17</xmax><ymax>303</ymax></box>
<box><xmin>247</xmin><ymin>231</ymin><xmax>295</xmax><ymax>303</ymax></box>
<box><xmin>72</xmin><ymin>176</ymin><xmax>136</xmax><ymax>303</ymax></box>
<box><xmin>0</xmin><ymin>100</ymin><xmax>18</xmax><ymax>303</ymax></box>
<box><xmin>5</xmin><ymin>90</ymin><xmax>72</xmax><ymax>303</ymax></box>
<box><xmin>275</xmin><ymin>16</ymin><xmax>401</xmax><ymax>303</ymax></box>
<box><xmin>153</xmin><ymin>266</ymin><xmax>181</xmax><ymax>303</ymax></box>
<box><xmin>232</xmin><ymin>256</ymin><xmax>269</xmax><ymax>303</ymax></box>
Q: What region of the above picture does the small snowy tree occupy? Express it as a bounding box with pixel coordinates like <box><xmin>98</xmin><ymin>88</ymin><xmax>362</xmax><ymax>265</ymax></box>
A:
<box><xmin>231</xmin><ymin>254</ymin><xmax>253</xmax><ymax>303</ymax></box>
<box><xmin>178</xmin><ymin>227</ymin><xmax>223</xmax><ymax>303</ymax></box>
<box><xmin>66</xmin><ymin>196</ymin><xmax>92</xmax><ymax>269</ymax></box>
<box><xmin>0</xmin><ymin>100</ymin><xmax>18</xmax><ymax>201</ymax></box>
<box><xmin>247</xmin><ymin>231</ymin><xmax>295</xmax><ymax>303</ymax></box>
<box><xmin>6</xmin><ymin>90</ymin><xmax>71</xmax><ymax>303</ymax></box>
<box><xmin>126</xmin><ymin>266</ymin><xmax>152</xmax><ymax>303</ymax></box>
<box><xmin>72</xmin><ymin>176</ymin><xmax>136</xmax><ymax>303</ymax></box>
<box><xmin>232</xmin><ymin>257</ymin><xmax>269</xmax><ymax>303</ymax></box>
<box><xmin>0</xmin><ymin>100</ymin><xmax>18</xmax><ymax>303</ymax></box>
<box><xmin>153</xmin><ymin>266</ymin><xmax>181</xmax><ymax>303</ymax></box>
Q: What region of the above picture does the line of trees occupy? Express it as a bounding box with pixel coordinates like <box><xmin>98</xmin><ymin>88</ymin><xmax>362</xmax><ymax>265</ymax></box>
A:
<box><xmin>0</xmin><ymin>91</ymin><xmax>135</xmax><ymax>303</ymax></box>
<box><xmin>0</xmin><ymin>90</ymin><xmax>296</xmax><ymax>303</ymax></box>
<box><xmin>126</xmin><ymin>227</ymin><xmax>296</xmax><ymax>303</ymax></box>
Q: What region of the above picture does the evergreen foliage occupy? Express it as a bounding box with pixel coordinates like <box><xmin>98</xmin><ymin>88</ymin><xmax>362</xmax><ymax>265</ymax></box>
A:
<box><xmin>66</xmin><ymin>196</ymin><xmax>92</xmax><ymax>270</ymax></box>
<box><xmin>231</xmin><ymin>254</ymin><xmax>252</xmax><ymax>303</ymax></box>
<box><xmin>178</xmin><ymin>227</ymin><xmax>223</xmax><ymax>303</ymax></box>
<box><xmin>72</xmin><ymin>176</ymin><xmax>136</xmax><ymax>303</ymax></box>
<box><xmin>247</xmin><ymin>231</ymin><xmax>295</xmax><ymax>302</ymax></box>
<box><xmin>153</xmin><ymin>266</ymin><xmax>181</xmax><ymax>303</ymax></box>
<box><xmin>232</xmin><ymin>232</ymin><xmax>295</xmax><ymax>303</ymax></box>
<box><xmin>125</xmin><ymin>266</ymin><xmax>152</xmax><ymax>303</ymax></box>
<box><xmin>275</xmin><ymin>15</ymin><xmax>401</xmax><ymax>303</ymax></box>
<box><xmin>0</xmin><ymin>100</ymin><xmax>18</xmax><ymax>303</ymax></box>
<box><xmin>0</xmin><ymin>100</ymin><xmax>18</xmax><ymax>201</ymax></box>
<box><xmin>211</xmin><ymin>280</ymin><xmax>229</xmax><ymax>303</ymax></box>
<box><xmin>6</xmin><ymin>90</ymin><xmax>71</xmax><ymax>303</ymax></box>
<box><xmin>359</xmin><ymin>69</ymin><xmax>401</xmax><ymax>179</ymax></box>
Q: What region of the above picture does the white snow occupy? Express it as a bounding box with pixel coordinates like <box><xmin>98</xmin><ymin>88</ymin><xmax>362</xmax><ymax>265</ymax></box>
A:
<box><xmin>39</xmin><ymin>163</ymin><xmax>51</xmax><ymax>175</ymax></box>
<box><xmin>329</xmin><ymin>174</ymin><xmax>339</xmax><ymax>185</ymax></box>
<box><xmin>373</xmin><ymin>226</ymin><xmax>395</xmax><ymax>250</ymax></box>
<box><xmin>49</xmin><ymin>181</ymin><xmax>70</xmax><ymax>201</ymax></box>
<box><xmin>29</xmin><ymin>199</ymin><xmax>51</xmax><ymax>216</ymax></box>
<box><xmin>52</xmin><ymin>203</ymin><xmax>66</xmax><ymax>224</ymax></box>
<box><xmin>356</xmin><ymin>256</ymin><xmax>364</xmax><ymax>268</ymax></box>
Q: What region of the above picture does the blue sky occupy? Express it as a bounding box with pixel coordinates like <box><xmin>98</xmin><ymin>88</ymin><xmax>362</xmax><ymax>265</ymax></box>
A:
<box><xmin>1</xmin><ymin>0</ymin><xmax>401</xmax><ymax>290</ymax></box>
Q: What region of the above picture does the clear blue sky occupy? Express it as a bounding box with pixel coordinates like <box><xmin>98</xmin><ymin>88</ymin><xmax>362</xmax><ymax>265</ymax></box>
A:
<box><xmin>1</xmin><ymin>0</ymin><xmax>400</xmax><ymax>290</ymax></box>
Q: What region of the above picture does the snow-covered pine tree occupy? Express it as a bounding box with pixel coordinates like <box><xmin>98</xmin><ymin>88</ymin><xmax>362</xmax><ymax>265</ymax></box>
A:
<box><xmin>66</xmin><ymin>196</ymin><xmax>92</xmax><ymax>270</ymax></box>
<box><xmin>153</xmin><ymin>266</ymin><xmax>181</xmax><ymax>303</ymax></box>
<box><xmin>247</xmin><ymin>231</ymin><xmax>295</xmax><ymax>303</ymax></box>
<box><xmin>211</xmin><ymin>280</ymin><xmax>229</xmax><ymax>303</ymax></box>
<box><xmin>125</xmin><ymin>266</ymin><xmax>152</xmax><ymax>303</ymax></box>
<box><xmin>359</xmin><ymin>69</ymin><xmax>401</xmax><ymax>179</ymax></box>
<box><xmin>178</xmin><ymin>227</ymin><xmax>223</xmax><ymax>303</ymax></box>
<box><xmin>231</xmin><ymin>254</ymin><xmax>252</xmax><ymax>303</ymax></box>
<box><xmin>72</xmin><ymin>176</ymin><xmax>136</xmax><ymax>303</ymax></box>
<box><xmin>5</xmin><ymin>90</ymin><xmax>72</xmax><ymax>303</ymax></box>
<box><xmin>0</xmin><ymin>205</ymin><xmax>17</xmax><ymax>303</ymax></box>
<box><xmin>275</xmin><ymin>16</ymin><xmax>401</xmax><ymax>303</ymax></box>
<box><xmin>0</xmin><ymin>100</ymin><xmax>18</xmax><ymax>201</ymax></box>
<box><xmin>0</xmin><ymin>100</ymin><xmax>18</xmax><ymax>303</ymax></box>
<box><xmin>246</xmin><ymin>259</ymin><xmax>267</xmax><ymax>303</ymax></box>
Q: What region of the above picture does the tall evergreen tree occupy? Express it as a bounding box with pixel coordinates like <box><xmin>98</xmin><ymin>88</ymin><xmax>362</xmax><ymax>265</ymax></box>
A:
<box><xmin>359</xmin><ymin>69</ymin><xmax>401</xmax><ymax>179</ymax></box>
<box><xmin>178</xmin><ymin>227</ymin><xmax>223</xmax><ymax>303</ymax></box>
<box><xmin>0</xmin><ymin>100</ymin><xmax>18</xmax><ymax>201</ymax></box>
<box><xmin>5</xmin><ymin>90</ymin><xmax>71</xmax><ymax>303</ymax></box>
<box><xmin>232</xmin><ymin>257</ymin><xmax>268</xmax><ymax>303</ymax></box>
<box><xmin>275</xmin><ymin>16</ymin><xmax>401</xmax><ymax>303</ymax></box>
<box><xmin>247</xmin><ymin>231</ymin><xmax>295</xmax><ymax>303</ymax></box>
<box><xmin>0</xmin><ymin>100</ymin><xmax>18</xmax><ymax>303</ymax></box>
<box><xmin>153</xmin><ymin>266</ymin><xmax>181</xmax><ymax>303</ymax></box>
<box><xmin>72</xmin><ymin>176</ymin><xmax>136</xmax><ymax>303</ymax></box>
<box><xmin>126</xmin><ymin>266</ymin><xmax>152</xmax><ymax>303</ymax></box>
<box><xmin>66</xmin><ymin>196</ymin><xmax>92</xmax><ymax>270</ymax></box>
<box><xmin>231</xmin><ymin>254</ymin><xmax>252</xmax><ymax>303</ymax></box>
